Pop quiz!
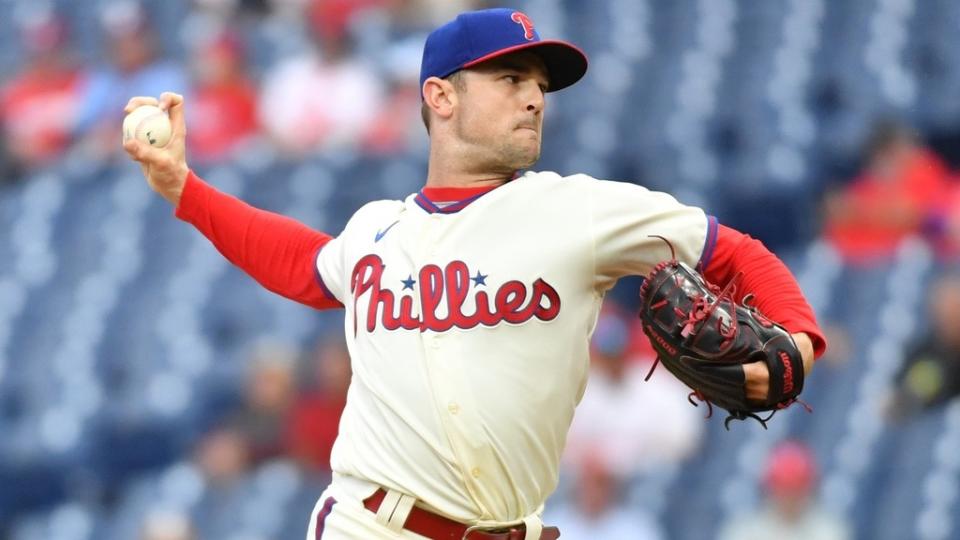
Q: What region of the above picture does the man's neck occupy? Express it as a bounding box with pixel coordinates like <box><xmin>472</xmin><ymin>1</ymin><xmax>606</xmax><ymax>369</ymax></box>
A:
<box><xmin>425</xmin><ymin>143</ymin><xmax>515</xmax><ymax>188</ymax></box>
<box><xmin>425</xmin><ymin>166</ymin><xmax>513</xmax><ymax>189</ymax></box>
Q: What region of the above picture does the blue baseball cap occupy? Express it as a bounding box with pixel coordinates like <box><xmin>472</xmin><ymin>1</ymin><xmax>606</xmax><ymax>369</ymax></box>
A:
<box><xmin>420</xmin><ymin>8</ymin><xmax>588</xmax><ymax>95</ymax></box>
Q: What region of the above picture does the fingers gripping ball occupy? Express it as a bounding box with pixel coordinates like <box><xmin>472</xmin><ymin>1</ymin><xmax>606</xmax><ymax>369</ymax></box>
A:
<box><xmin>122</xmin><ymin>105</ymin><xmax>172</xmax><ymax>148</ymax></box>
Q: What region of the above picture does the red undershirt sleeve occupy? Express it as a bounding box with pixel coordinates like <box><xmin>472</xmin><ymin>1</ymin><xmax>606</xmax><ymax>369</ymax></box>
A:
<box><xmin>701</xmin><ymin>223</ymin><xmax>827</xmax><ymax>358</ymax></box>
<box><xmin>174</xmin><ymin>170</ymin><xmax>343</xmax><ymax>310</ymax></box>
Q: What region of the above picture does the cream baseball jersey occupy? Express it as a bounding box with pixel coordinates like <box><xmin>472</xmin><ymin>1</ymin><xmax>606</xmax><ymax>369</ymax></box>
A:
<box><xmin>314</xmin><ymin>171</ymin><xmax>713</xmax><ymax>524</ymax></box>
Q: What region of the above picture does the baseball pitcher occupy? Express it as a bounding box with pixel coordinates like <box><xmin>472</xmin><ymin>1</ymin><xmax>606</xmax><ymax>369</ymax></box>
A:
<box><xmin>123</xmin><ymin>8</ymin><xmax>826</xmax><ymax>540</ymax></box>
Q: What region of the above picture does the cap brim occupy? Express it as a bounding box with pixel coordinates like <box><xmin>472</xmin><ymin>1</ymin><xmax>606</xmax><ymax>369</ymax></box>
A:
<box><xmin>463</xmin><ymin>39</ymin><xmax>588</xmax><ymax>92</ymax></box>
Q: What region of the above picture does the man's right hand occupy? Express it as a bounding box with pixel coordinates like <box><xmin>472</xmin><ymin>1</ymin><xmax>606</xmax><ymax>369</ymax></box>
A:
<box><xmin>122</xmin><ymin>92</ymin><xmax>189</xmax><ymax>206</ymax></box>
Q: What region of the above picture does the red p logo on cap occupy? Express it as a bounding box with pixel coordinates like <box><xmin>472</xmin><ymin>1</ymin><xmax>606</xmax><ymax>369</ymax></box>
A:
<box><xmin>511</xmin><ymin>11</ymin><xmax>535</xmax><ymax>41</ymax></box>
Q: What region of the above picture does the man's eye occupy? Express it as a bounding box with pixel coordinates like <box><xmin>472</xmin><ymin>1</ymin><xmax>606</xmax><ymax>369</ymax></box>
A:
<box><xmin>504</xmin><ymin>75</ymin><xmax>519</xmax><ymax>83</ymax></box>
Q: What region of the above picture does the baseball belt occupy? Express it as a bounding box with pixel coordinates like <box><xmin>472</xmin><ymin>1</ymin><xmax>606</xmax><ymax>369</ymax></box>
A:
<box><xmin>363</xmin><ymin>488</ymin><xmax>560</xmax><ymax>540</ymax></box>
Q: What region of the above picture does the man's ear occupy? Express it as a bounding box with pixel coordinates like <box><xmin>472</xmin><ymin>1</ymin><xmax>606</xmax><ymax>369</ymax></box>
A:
<box><xmin>422</xmin><ymin>76</ymin><xmax>457</xmax><ymax>122</ymax></box>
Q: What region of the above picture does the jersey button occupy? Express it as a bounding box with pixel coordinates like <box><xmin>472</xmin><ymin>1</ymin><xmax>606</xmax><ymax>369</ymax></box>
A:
<box><xmin>447</xmin><ymin>402</ymin><xmax>460</xmax><ymax>415</ymax></box>
<box><xmin>471</xmin><ymin>467</ymin><xmax>481</xmax><ymax>479</ymax></box>
<box><xmin>431</xmin><ymin>337</ymin><xmax>440</xmax><ymax>350</ymax></box>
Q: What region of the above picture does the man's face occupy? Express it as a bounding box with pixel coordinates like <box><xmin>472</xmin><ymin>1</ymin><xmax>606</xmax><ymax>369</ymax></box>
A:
<box><xmin>452</xmin><ymin>52</ymin><xmax>549</xmax><ymax>174</ymax></box>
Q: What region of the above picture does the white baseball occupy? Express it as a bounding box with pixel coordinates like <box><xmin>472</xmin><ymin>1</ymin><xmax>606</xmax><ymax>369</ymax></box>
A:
<box><xmin>122</xmin><ymin>105</ymin><xmax>172</xmax><ymax>148</ymax></box>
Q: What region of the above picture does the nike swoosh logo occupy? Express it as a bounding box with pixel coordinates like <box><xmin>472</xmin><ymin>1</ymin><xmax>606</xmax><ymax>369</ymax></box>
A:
<box><xmin>375</xmin><ymin>220</ymin><xmax>399</xmax><ymax>242</ymax></box>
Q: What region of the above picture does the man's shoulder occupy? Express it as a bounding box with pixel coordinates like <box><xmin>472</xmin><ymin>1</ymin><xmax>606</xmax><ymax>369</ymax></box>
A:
<box><xmin>511</xmin><ymin>171</ymin><xmax>605</xmax><ymax>197</ymax></box>
<box><xmin>521</xmin><ymin>170</ymin><xmax>647</xmax><ymax>191</ymax></box>
<box><xmin>335</xmin><ymin>199</ymin><xmax>406</xmax><ymax>240</ymax></box>
<box><xmin>521</xmin><ymin>170</ymin><xmax>598</xmax><ymax>183</ymax></box>
<box><xmin>350</xmin><ymin>199</ymin><xmax>406</xmax><ymax>222</ymax></box>
<box><xmin>518</xmin><ymin>172</ymin><xmax>660</xmax><ymax>206</ymax></box>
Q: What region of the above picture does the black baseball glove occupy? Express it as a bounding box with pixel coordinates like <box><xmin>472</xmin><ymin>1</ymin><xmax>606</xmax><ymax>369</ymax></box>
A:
<box><xmin>637</xmin><ymin>241</ymin><xmax>807</xmax><ymax>429</ymax></box>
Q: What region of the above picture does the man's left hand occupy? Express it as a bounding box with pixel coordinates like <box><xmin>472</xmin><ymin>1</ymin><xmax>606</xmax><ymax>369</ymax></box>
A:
<box><xmin>744</xmin><ymin>332</ymin><xmax>814</xmax><ymax>402</ymax></box>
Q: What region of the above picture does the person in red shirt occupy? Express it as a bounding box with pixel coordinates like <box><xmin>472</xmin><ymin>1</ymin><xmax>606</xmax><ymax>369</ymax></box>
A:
<box><xmin>0</xmin><ymin>9</ymin><xmax>87</xmax><ymax>171</ymax></box>
<box><xmin>284</xmin><ymin>336</ymin><xmax>352</xmax><ymax>473</ymax></box>
<box><xmin>718</xmin><ymin>441</ymin><xmax>851</xmax><ymax>540</ymax></box>
<box><xmin>824</xmin><ymin>121</ymin><xmax>953</xmax><ymax>263</ymax></box>
<box><xmin>227</xmin><ymin>341</ymin><xmax>299</xmax><ymax>464</ymax></box>
<box><xmin>187</xmin><ymin>31</ymin><xmax>260</xmax><ymax>163</ymax></box>
<box><xmin>940</xmin><ymin>180</ymin><xmax>960</xmax><ymax>256</ymax></box>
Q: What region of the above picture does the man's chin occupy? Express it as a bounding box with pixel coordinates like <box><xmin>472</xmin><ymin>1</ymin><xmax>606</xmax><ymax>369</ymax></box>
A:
<box><xmin>511</xmin><ymin>154</ymin><xmax>539</xmax><ymax>171</ymax></box>
<box><xmin>494</xmin><ymin>142</ymin><xmax>540</xmax><ymax>171</ymax></box>
<box><xmin>515</xmin><ymin>145</ymin><xmax>541</xmax><ymax>168</ymax></box>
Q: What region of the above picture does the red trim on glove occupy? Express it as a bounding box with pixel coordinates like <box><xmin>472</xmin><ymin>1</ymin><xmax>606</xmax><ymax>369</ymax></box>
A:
<box><xmin>175</xmin><ymin>170</ymin><xmax>343</xmax><ymax>310</ymax></box>
<box><xmin>702</xmin><ymin>224</ymin><xmax>827</xmax><ymax>358</ymax></box>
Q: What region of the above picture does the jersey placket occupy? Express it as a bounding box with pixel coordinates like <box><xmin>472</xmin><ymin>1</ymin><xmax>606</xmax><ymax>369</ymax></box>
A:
<box><xmin>415</xmin><ymin>210</ymin><xmax>501</xmax><ymax>519</ymax></box>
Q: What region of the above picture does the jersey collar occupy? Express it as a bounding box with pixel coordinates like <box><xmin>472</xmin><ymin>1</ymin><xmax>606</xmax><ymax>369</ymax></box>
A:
<box><xmin>415</xmin><ymin>184</ymin><xmax>500</xmax><ymax>214</ymax></box>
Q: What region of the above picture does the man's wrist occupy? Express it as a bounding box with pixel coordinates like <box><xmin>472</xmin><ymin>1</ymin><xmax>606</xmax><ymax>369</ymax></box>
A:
<box><xmin>165</xmin><ymin>165</ymin><xmax>190</xmax><ymax>207</ymax></box>
<box><xmin>791</xmin><ymin>332</ymin><xmax>815</xmax><ymax>375</ymax></box>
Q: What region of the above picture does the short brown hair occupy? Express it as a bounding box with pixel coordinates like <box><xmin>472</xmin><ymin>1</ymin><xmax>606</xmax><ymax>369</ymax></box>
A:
<box><xmin>421</xmin><ymin>71</ymin><xmax>466</xmax><ymax>134</ymax></box>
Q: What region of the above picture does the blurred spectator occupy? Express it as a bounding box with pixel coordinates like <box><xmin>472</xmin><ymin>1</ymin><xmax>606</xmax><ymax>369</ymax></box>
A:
<box><xmin>0</xmin><ymin>3</ymin><xmax>88</xmax><ymax>171</ymax></box>
<box><xmin>189</xmin><ymin>427</ymin><xmax>253</xmax><ymax>539</ymax></box>
<box><xmin>191</xmin><ymin>0</ymin><xmax>269</xmax><ymax>18</ymax></box>
<box><xmin>309</xmin><ymin>0</ymin><xmax>387</xmax><ymax>39</ymax></box>
<box><xmin>385</xmin><ymin>0</ymin><xmax>496</xmax><ymax>28</ymax></box>
<box><xmin>348</xmin><ymin>0</ymin><xmax>485</xmax><ymax>154</ymax></box>
<box><xmin>823</xmin><ymin>120</ymin><xmax>952</xmax><ymax>263</ymax></box>
<box><xmin>360</xmin><ymin>49</ymin><xmax>423</xmax><ymax>154</ymax></box>
<box><xmin>283</xmin><ymin>334</ymin><xmax>351</xmax><ymax>472</ymax></box>
<box><xmin>545</xmin><ymin>453</ymin><xmax>664</xmax><ymax>540</ymax></box>
<box><xmin>186</xmin><ymin>30</ymin><xmax>260</xmax><ymax>162</ymax></box>
<box><xmin>718</xmin><ymin>440</ymin><xmax>851</xmax><ymax>540</ymax></box>
<box><xmin>140</xmin><ymin>510</ymin><xmax>196</xmax><ymax>540</ymax></box>
<box><xmin>227</xmin><ymin>340</ymin><xmax>298</xmax><ymax>464</ymax></box>
<box><xmin>258</xmin><ymin>0</ymin><xmax>385</xmax><ymax>155</ymax></box>
<box><xmin>564</xmin><ymin>309</ymin><xmax>703</xmax><ymax>478</ymax></box>
<box><xmin>195</xmin><ymin>427</ymin><xmax>252</xmax><ymax>488</ymax></box>
<box><xmin>73</xmin><ymin>0</ymin><xmax>188</xmax><ymax>159</ymax></box>
<box><xmin>943</xmin><ymin>181</ymin><xmax>960</xmax><ymax>256</ymax></box>
<box><xmin>888</xmin><ymin>273</ymin><xmax>960</xmax><ymax>420</ymax></box>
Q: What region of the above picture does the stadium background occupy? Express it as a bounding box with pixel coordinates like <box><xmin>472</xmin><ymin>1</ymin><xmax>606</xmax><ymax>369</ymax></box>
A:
<box><xmin>1</xmin><ymin>0</ymin><xmax>960</xmax><ymax>538</ymax></box>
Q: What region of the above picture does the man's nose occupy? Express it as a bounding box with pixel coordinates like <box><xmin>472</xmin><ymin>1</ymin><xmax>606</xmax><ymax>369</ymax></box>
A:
<box><xmin>525</xmin><ymin>82</ymin><xmax>545</xmax><ymax>113</ymax></box>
